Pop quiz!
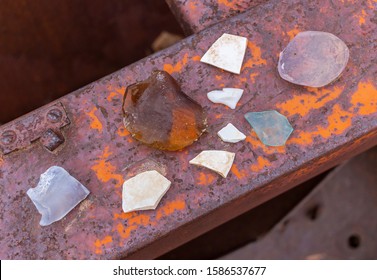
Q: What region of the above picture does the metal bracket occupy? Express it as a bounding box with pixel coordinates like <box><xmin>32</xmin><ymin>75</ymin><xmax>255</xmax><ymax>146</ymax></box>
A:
<box><xmin>0</xmin><ymin>102</ymin><xmax>70</xmax><ymax>154</ymax></box>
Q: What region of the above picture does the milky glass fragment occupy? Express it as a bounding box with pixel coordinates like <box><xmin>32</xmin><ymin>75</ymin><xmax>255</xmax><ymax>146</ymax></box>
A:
<box><xmin>189</xmin><ymin>150</ymin><xmax>235</xmax><ymax>178</ymax></box>
<box><xmin>278</xmin><ymin>31</ymin><xmax>349</xmax><ymax>87</ymax></box>
<box><xmin>27</xmin><ymin>166</ymin><xmax>90</xmax><ymax>226</ymax></box>
<box><xmin>244</xmin><ymin>110</ymin><xmax>293</xmax><ymax>146</ymax></box>
<box><xmin>122</xmin><ymin>170</ymin><xmax>171</xmax><ymax>213</ymax></box>
<box><xmin>217</xmin><ymin>123</ymin><xmax>246</xmax><ymax>143</ymax></box>
<box><xmin>207</xmin><ymin>88</ymin><xmax>244</xmax><ymax>109</ymax></box>
<box><xmin>122</xmin><ymin>70</ymin><xmax>207</xmax><ymax>151</ymax></box>
<box><xmin>201</xmin><ymin>33</ymin><xmax>248</xmax><ymax>74</ymax></box>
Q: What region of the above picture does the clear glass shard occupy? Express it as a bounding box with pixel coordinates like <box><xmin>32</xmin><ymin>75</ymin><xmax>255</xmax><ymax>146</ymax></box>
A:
<box><xmin>278</xmin><ymin>31</ymin><xmax>349</xmax><ymax>87</ymax></box>
<box><xmin>244</xmin><ymin>110</ymin><xmax>293</xmax><ymax>146</ymax></box>
<box><xmin>27</xmin><ymin>166</ymin><xmax>90</xmax><ymax>226</ymax></box>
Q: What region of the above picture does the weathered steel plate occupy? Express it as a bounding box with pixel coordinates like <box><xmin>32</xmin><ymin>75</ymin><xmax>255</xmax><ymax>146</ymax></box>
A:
<box><xmin>1</xmin><ymin>0</ymin><xmax>377</xmax><ymax>259</ymax></box>
<box><xmin>222</xmin><ymin>146</ymin><xmax>377</xmax><ymax>259</ymax></box>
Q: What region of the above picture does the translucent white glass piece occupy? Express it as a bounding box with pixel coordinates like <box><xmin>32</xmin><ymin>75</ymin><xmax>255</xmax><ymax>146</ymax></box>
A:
<box><xmin>189</xmin><ymin>150</ymin><xmax>235</xmax><ymax>178</ymax></box>
<box><xmin>201</xmin><ymin>33</ymin><xmax>248</xmax><ymax>74</ymax></box>
<box><xmin>27</xmin><ymin>166</ymin><xmax>90</xmax><ymax>226</ymax></box>
<box><xmin>207</xmin><ymin>88</ymin><xmax>244</xmax><ymax>109</ymax></box>
<box><xmin>217</xmin><ymin>123</ymin><xmax>246</xmax><ymax>143</ymax></box>
<box><xmin>122</xmin><ymin>170</ymin><xmax>171</xmax><ymax>213</ymax></box>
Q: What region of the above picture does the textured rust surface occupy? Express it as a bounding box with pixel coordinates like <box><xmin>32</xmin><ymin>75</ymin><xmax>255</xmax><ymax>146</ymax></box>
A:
<box><xmin>1</xmin><ymin>0</ymin><xmax>377</xmax><ymax>259</ymax></box>
<box><xmin>222</xmin><ymin>146</ymin><xmax>377</xmax><ymax>259</ymax></box>
<box><xmin>166</xmin><ymin>0</ymin><xmax>268</xmax><ymax>34</ymax></box>
<box><xmin>0</xmin><ymin>102</ymin><xmax>69</xmax><ymax>154</ymax></box>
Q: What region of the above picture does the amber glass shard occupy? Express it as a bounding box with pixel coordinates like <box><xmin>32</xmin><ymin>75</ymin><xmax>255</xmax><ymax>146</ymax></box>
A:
<box><xmin>122</xmin><ymin>70</ymin><xmax>207</xmax><ymax>151</ymax></box>
<box><xmin>278</xmin><ymin>31</ymin><xmax>349</xmax><ymax>87</ymax></box>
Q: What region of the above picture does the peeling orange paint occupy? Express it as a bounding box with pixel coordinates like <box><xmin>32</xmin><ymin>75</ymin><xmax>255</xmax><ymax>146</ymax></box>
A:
<box><xmin>87</xmin><ymin>107</ymin><xmax>103</xmax><ymax>132</ymax></box>
<box><xmin>277</xmin><ymin>86</ymin><xmax>344</xmax><ymax>117</ymax></box>
<box><xmin>192</xmin><ymin>55</ymin><xmax>201</xmax><ymax>61</ymax></box>
<box><xmin>164</xmin><ymin>53</ymin><xmax>189</xmax><ymax>74</ymax></box>
<box><xmin>189</xmin><ymin>1</ymin><xmax>197</xmax><ymax>11</ymax></box>
<box><xmin>250</xmin><ymin>156</ymin><xmax>271</xmax><ymax>172</ymax></box>
<box><xmin>116</xmin><ymin>223</ymin><xmax>137</xmax><ymax>239</ymax></box>
<box><xmin>156</xmin><ymin>199</ymin><xmax>186</xmax><ymax>219</ymax></box>
<box><xmin>91</xmin><ymin>146</ymin><xmax>123</xmax><ymax>187</ymax></box>
<box><xmin>94</xmin><ymin>236</ymin><xmax>113</xmax><ymax>254</ymax></box>
<box><xmin>358</xmin><ymin>9</ymin><xmax>367</xmax><ymax>25</ymax></box>
<box><xmin>287</xmin><ymin>27</ymin><xmax>300</xmax><ymax>40</ymax></box>
<box><xmin>231</xmin><ymin>164</ymin><xmax>247</xmax><ymax>179</ymax></box>
<box><xmin>215</xmin><ymin>113</ymin><xmax>223</xmax><ymax>119</ymax></box>
<box><xmin>218</xmin><ymin>0</ymin><xmax>237</xmax><ymax>9</ymax></box>
<box><xmin>290</xmin><ymin>104</ymin><xmax>352</xmax><ymax>145</ymax></box>
<box><xmin>197</xmin><ymin>172</ymin><xmax>216</xmax><ymax>185</ymax></box>
<box><xmin>215</xmin><ymin>75</ymin><xmax>222</xmax><ymax>81</ymax></box>
<box><xmin>351</xmin><ymin>82</ymin><xmax>377</xmax><ymax>115</ymax></box>
<box><xmin>242</xmin><ymin>42</ymin><xmax>267</xmax><ymax>71</ymax></box>
<box><xmin>249</xmin><ymin>72</ymin><xmax>258</xmax><ymax>83</ymax></box>
<box><xmin>245</xmin><ymin>135</ymin><xmax>286</xmax><ymax>155</ymax></box>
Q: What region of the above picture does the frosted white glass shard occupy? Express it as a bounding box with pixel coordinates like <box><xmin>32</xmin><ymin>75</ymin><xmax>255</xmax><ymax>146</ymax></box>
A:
<box><xmin>201</xmin><ymin>33</ymin><xmax>248</xmax><ymax>74</ymax></box>
<box><xmin>189</xmin><ymin>150</ymin><xmax>235</xmax><ymax>178</ymax></box>
<box><xmin>207</xmin><ymin>88</ymin><xmax>244</xmax><ymax>109</ymax></box>
<box><xmin>122</xmin><ymin>170</ymin><xmax>171</xmax><ymax>213</ymax></box>
<box><xmin>217</xmin><ymin>123</ymin><xmax>246</xmax><ymax>143</ymax></box>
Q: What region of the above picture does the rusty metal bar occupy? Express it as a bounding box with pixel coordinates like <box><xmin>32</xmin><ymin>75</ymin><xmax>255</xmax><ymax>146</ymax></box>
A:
<box><xmin>166</xmin><ymin>0</ymin><xmax>268</xmax><ymax>34</ymax></box>
<box><xmin>1</xmin><ymin>0</ymin><xmax>377</xmax><ymax>259</ymax></box>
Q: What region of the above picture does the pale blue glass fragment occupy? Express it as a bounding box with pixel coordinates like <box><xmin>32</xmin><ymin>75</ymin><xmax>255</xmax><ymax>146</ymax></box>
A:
<box><xmin>244</xmin><ymin>110</ymin><xmax>293</xmax><ymax>146</ymax></box>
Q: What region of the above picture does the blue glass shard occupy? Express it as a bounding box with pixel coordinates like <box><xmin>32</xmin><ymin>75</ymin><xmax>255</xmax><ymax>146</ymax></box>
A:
<box><xmin>244</xmin><ymin>110</ymin><xmax>293</xmax><ymax>146</ymax></box>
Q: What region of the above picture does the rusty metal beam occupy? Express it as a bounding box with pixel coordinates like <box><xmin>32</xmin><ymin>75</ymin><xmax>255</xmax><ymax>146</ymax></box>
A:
<box><xmin>1</xmin><ymin>0</ymin><xmax>377</xmax><ymax>259</ymax></box>
<box><xmin>166</xmin><ymin>0</ymin><xmax>268</xmax><ymax>34</ymax></box>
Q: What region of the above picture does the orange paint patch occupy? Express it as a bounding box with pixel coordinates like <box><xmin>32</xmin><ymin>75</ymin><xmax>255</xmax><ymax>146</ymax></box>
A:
<box><xmin>351</xmin><ymin>82</ymin><xmax>377</xmax><ymax>115</ymax></box>
<box><xmin>156</xmin><ymin>199</ymin><xmax>186</xmax><ymax>219</ymax></box>
<box><xmin>94</xmin><ymin>236</ymin><xmax>113</xmax><ymax>254</ymax></box>
<box><xmin>116</xmin><ymin>223</ymin><xmax>137</xmax><ymax>239</ymax></box>
<box><xmin>250</xmin><ymin>156</ymin><xmax>271</xmax><ymax>172</ymax></box>
<box><xmin>242</xmin><ymin>42</ymin><xmax>267</xmax><ymax>71</ymax></box>
<box><xmin>249</xmin><ymin>73</ymin><xmax>258</xmax><ymax>83</ymax></box>
<box><xmin>290</xmin><ymin>104</ymin><xmax>352</xmax><ymax>145</ymax></box>
<box><xmin>245</xmin><ymin>135</ymin><xmax>286</xmax><ymax>155</ymax></box>
<box><xmin>215</xmin><ymin>75</ymin><xmax>222</xmax><ymax>81</ymax></box>
<box><xmin>215</xmin><ymin>113</ymin><xmax>223</xmax><ymax>119</ymax></box>
<box><xmin>358</xmin><ymin>9</ymin><xmax>367</xmax><ymax>25</ymax></box>
<box><xmin>163</xmin><ymin>53</ymin><xmax>189</xmax><ymax>74</ymax></box>
<box><xmin>87</xmin><ymin>107</ymin><xmax>103</xmax><ymax>132</ymax></box>
<box><xmin>117</xmin><ymin>126</ymin><xmax>130</xmax><ymax>137</ymax></box>
<box><xmin>197</xmin><ymin>172</ymin><xmax>216</xmax><ymax>185</ymax></box>
<box><xmin>189</xmin><ymin>1</ymin><xmax>197</xmax><ymax>10</ymax></box>
<box><xmin>91</xmin><ymin>146</ymin><xmax>123</xmax><ymax>187</ymax></box>
<box><xmin>287</xmin><ymin>28</ymin><xmax>300</xmax><ymax>40</ymax></box>
<box><xmin>218</xmin><ymin>0</ymin><xmax>236</xmax><ymax>8</ymax></box>
<box><xmin>277</xmin><ymin>86</ymin><xmax>344</xmax><ymax>117</ymax></box>
<box><xmin>231</xmin><ymin>164</ymin><xmax>247</xmax><ymax>179</ymax></box>
<box><xmin>192</xmin><ymin>55</ymin><xmax>201</xmax><ymax>61</ymax></box>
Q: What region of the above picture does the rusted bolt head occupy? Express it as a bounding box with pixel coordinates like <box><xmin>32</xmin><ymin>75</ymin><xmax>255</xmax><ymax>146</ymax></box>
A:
<box><xmin>1</xmin><ymin>130</ymin><xmax>17</xmax><ymax>145</ymax></box>
<box><xmin>47</xmin><ymin>109</ymin><xmax>63</xmax><ymax>123</ymax></box>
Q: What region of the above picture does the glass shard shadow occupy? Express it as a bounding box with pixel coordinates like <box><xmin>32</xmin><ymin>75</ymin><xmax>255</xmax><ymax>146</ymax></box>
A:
<box><xmin>245</xmin><ymin>110</ymin><xmax>293</xmax><ymax>146</ymax></box>
<box><xmin>27</xmin><ymin>166</ymin><xmax>90</xmax><ymax>226</ymax></box>
<box><xmin>278</xmin><ymin>31</ymin><xmax>349</xmax><ymax>87</ymax></box>
<box><xmin>122</xmin><ymin>70</ymin><xmax>207</xmax><ymax>151</ymax></box>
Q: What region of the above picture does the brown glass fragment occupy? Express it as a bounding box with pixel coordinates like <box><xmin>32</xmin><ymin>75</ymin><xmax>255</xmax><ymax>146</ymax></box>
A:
<box><xmin>122</xmin><ymin>70</ymin><xmax>207</xmax><ymax>151</ymax></box>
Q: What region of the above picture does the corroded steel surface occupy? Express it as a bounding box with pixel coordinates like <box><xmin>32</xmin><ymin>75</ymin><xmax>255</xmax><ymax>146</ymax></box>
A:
<box><xmin>222</xmin><ymin>146</ymin><xmax>377</xmax><ymax>259</ymax></box>
<box><xmin>166</xmin><ymin>0</ymin><xmax>268</xmax><ymax>34</ymax></box>
<box><xmin>1</xmin><ymin>0</ymin><xmax>377</xmax><ymax>259</ymax></box>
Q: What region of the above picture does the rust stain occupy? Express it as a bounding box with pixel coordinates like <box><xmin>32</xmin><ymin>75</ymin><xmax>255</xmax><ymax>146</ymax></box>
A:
<box><xmin>197</xmin><ymin>171</ymin><xmax>216</xmax><ymax>185</ymax></box>
<box><xmin>277</xmin><ymin>86</ymin><xmax>344</xmax><ymax>117</ymax></box>
<box><xmin>231</xmin><ymin>164</ymin><xmax>247</xmax><ymax>179</ymax></box>
<box><xmin>94</xmin><ymin>236</ymin><xmax>113</xmax><ymax>254</ymax></box>
<box><xmin>250</xmin><ymin>156</ymin><xmax>271</xmax><ymax>172</ymax></box>
<box><xmin>192</xmin><ymin>55</ymin><xmax>201</xmax><ymax>61</ymax></box>
<box><xmin>188</xmin><ymin>1</ymin><xmax>197</xmax><ymax>11</ymax></box>
<box><xmin>156</xmin><ymin>199</ymin><xmax>186</xmax><ymax>219</ymax></box>
<box><xmin>215</xmin><ymin>75</ymin><xmax>222</xmax><ymax>81</ymax></box>
<box><xmin>91</xmin><ymin>146</ymin><xmax>123</xmax><ymax>187</ymax></box>
<box><xmin>249</xmin><ymin>72</ymin><xmax>258</xmax><ymax>83</ymax></box>
<box><xmin>87</xmin><ymin>107</ymin><xmax>103</xmax><ymax>132</ymax></box>
<box><xmin>116</xmin><ymin>223</ymin><xmax>137</xmax><ymax>239</ymax></box>
<box><xmin>218</xmin><ymin>0</ymin><xmax>237</xmax><ymax>9</ymax></box>
<box><xmin>290</xmin><ymin>104</ymin><xmax>352</xmax><ymax>145</ymax></box>
<box><xmin>351</xmin><ymin>82</ymin><xmax>377</xmax><ymax>115</ymax></box>
<box><xmin>242</xmin><ymin>41</ymin><xmax>267</xmax><ymax>71</ymax></box>
<box><xmin>163</xmin><ymin>53</ymin><xmax>189</xmax><ymax>74</ymax></box>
